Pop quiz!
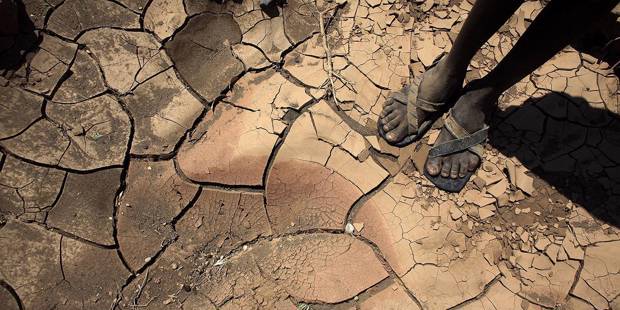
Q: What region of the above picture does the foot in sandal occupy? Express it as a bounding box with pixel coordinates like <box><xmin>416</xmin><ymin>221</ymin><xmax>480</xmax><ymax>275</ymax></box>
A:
<box><xmin>424</xmin><ymin>81</ymin><xmax>499</xmax><ymax>192</ymax></box>
<box><xmin>377</xmin><ymin>57</ymin><xmax>465</xmax><ymax>147</ymax></box>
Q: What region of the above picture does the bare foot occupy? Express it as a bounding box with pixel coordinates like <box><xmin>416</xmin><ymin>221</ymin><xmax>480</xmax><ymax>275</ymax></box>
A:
<box><xmin>379</xmin><ymin>57</ymin><xmax>464</xmax><ymax>144</ymax></box>
<box><xmin>425</xmin><ymin>83</ymin><xmax>499</xmax><ymax>178</ymax></box>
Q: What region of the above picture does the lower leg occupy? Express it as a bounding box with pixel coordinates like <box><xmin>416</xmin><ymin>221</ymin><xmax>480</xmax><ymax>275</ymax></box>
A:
<box><xmin>481</xmin><ymin>0</ymin><xmax>620</xmax><ymax>96</ymax></box>
<box><xmin>427</xmin><ymin>0</ymin><xmax>620</xmax><ymax>179</ymax></box>
<box><xmin>450</xmin><ymin>0</ymin><xmax>620</xmax><ymax>134</ymax></box>
<box><xmin>378</xmin><ymin>0</ymin><xmax>522</xmax><ymax>144</ymax></box>
<box><xmin>442</xmin><ymin>0</ymin><xmax>524</xmax><ymax>76</ymax></box>
<box><xmin>422</xmin><ymin>0</ymin><xmax>524</xmax><ymax>97</ymax></box>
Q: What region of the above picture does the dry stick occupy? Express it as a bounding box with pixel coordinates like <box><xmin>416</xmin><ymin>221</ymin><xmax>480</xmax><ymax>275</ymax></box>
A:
<box><xmin>132</xmin><ymin>269</ymin><xmax>150</xmax><ymax>306</ymax></box>
<box><xmin>109</xmin><ymin>287</ymin><xmax>122</xmax><ymax>310</ymax></box>
<box><xmin>318</xmin><ymin>6</ymin><xmax>340</xmax><ymax>105</ymax></box>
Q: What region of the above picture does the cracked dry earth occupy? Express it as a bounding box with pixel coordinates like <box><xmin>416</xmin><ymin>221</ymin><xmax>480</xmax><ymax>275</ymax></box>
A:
<box><xmin>0</xmin><ymin>0</ymin><xmax>619</xmax><ymax>309</ymax></box>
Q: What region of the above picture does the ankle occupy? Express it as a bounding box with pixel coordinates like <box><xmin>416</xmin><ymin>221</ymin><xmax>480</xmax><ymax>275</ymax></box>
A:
<box><xmin>477</xmin><ymin>73</ymin><xmax>510</xmax><ymax>95</ymax></box>
<box><xmin>441</xmin><ymin>54</ymin><xmax>469</xmax><ymax>78</ymax></box>
<box><xmin>466</xmin><ymin>78</ymin><xmax>502</xmax><ymax>98</ymax></box>
<box><xmin>452</xmin><ymin>101</ymin><xmax>486</xmax><ymax>131</ymax></box>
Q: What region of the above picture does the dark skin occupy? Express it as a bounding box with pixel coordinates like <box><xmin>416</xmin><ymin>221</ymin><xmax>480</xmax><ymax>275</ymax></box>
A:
<box><xmin>379</xmin><ymin>0</ymin><xmax>619</xmax><ymax>179</ymax></box>
<box><xmin>380</xmin><ymin>0</ymin><xmax>522</xmax><ymax>144</ymax></box>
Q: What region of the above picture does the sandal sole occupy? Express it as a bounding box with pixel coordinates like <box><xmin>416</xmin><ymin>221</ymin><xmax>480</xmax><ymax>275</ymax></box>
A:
<box><xmin>423</xmin><ymin>168</ymin><xmax>474</xmax><ymax>193</ymax></box>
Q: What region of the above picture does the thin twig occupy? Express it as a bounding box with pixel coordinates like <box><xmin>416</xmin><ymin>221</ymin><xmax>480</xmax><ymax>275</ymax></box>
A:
<box><xmin>318</xmin><ymin>5</ymin><xmax>342</xmax><ymax>105</ymax></box>
<box><xmin>109</xmin><ymin>286</ymin><xmax>122</xmax><ymax>310</ymax></box>
<box><xmin>132</xmin><ymin>269</ymin><xmax>149</xmax><ymax>306</ymax></box>
<box><xmin>130</xmin><ymin>297</ymin><xmax>155</xmax><ymax>308</ymax></box>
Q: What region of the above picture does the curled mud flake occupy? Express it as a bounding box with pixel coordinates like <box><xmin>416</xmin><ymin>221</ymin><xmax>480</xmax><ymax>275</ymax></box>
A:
<box><xmin>283</xmin><ymin>49</ymin><xmax>328</xmax><ymax>88</ymax></box>
<box><xmin>282</xmin><ymin>0</ymin><xmax>320</xmax><ymax>44</ymax></box>
<box><xmin>165</xmin><ymin>13</ymin><xmax>243</xmax><ymax>102</ymax></box>
<box><xmin>242</xmin><ymin>16</ymin><xmax>292</xmax><ymax>62</ymax></box>
<box><xmin>47</xmin><ymin>0</ymin><xmax>140</xmax><ymax>40</ymax></box>
<box><xmin>144</xmin><ymin>0</ymin><xmax>188</xmax><ymax>41</ymax></box>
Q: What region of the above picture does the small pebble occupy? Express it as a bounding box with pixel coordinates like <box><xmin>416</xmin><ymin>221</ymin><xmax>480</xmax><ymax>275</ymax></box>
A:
<box><xmin>345</xmin><ymin>223</ymin><xmax>355</xmax><ymax>234</ymax></box>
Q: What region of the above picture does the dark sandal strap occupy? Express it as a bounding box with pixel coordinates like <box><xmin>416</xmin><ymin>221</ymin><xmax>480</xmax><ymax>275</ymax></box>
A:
<box><xmin>428</xmin><ymin>112</ymin><xmax>489</xmax><ymax>158</ymax></box>
<box><xmin>390</xmin><ymin>90</ymin><xmax>408</xmax><ymax>105</ymax></box>
<box><xmin>416</xmin><ymin>98</ymin><xmax>445</xmax><ymax>112</ymax></box>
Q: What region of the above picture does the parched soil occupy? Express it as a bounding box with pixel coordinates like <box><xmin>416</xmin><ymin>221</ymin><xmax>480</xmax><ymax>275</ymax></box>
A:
<box><xmin>1</xmin><ymin>0</ymin><xmax>619</xmax><ymax>309</ymax></box>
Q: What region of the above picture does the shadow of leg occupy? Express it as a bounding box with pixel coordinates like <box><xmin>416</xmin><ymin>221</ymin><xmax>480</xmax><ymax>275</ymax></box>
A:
<box><xmin>489</xmin><ymin>92</ymin><xmax>620</xmax><ymax>227</ymax></box>
<box><xmin>0</xmin><ymin>0</ymin><xmax>39</xmax><ymax>77</ymax></box>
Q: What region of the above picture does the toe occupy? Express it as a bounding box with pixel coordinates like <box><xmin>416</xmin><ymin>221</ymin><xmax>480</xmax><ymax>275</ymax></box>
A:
<box><xmin>458</xmin><ymin>157</ymin><xmax>469</xmax><ymax>178</ymax></box>
<box><xmin>426</xmin><ymin>157</ymin><xmax>442</xmax><ymax>176</ymax></box>
<box><xmin>383</xmin><ymin>115</ymin><xmax>402</xmax><ymax>132</ymax></box>
<box><xmin>381</xmin><ymin>100</ymin><xmax>397</xmax><ymax>115</ymax></box>
<box><xmin>381</xmin><ymin>110</ymin><xmax>398</xmax><ymax>124</ymax></box>
<box><xmin>440</xmin><ymin>157</ymin><xmax>451</xmax><ymax>178</ymax></box>
<box><xmin>467</xmin><ymin>154</ymin><xmax>480</xmax><ymax>171</ymax></box>
<box><xmin>450</xmin><ymin>157</ymin><xmax>460</xmax><ymax>179</ymax></box>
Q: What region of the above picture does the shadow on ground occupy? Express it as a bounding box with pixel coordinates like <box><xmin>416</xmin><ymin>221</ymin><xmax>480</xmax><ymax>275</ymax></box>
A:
<box><xmin>489</xmin><ymin>91</ymin><xmax>619</xmax><ymax>228</ymax></box>
<box><xmin>572</xmin><ymin>9</ymin><xmax>620</xmax><ymax>77</ymax></box>
<box><xmin>0</xmin><ymin>0</ymin><xmax>39</xmax><ymax>76</ymax></box>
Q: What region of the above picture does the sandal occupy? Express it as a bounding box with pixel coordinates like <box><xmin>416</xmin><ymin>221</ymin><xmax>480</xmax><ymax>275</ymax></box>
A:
<box><xmin>377</xmin><ymin>61</ymin><xmax>461</xmax><ymax>147</ymax></box>
<box><xmin>424</xmin><ymin>110</ymin><xmax>489</xmax><ymax>192</ymax></box>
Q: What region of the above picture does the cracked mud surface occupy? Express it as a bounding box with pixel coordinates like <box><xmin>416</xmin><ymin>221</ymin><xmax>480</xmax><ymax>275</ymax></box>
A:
<box><xmin>1</xmin><ymin>0</ymin><xmax>619</xmax><ymax>309</ymax></box>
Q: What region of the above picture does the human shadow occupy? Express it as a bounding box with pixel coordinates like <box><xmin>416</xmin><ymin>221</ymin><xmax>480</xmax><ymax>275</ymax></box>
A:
<box><xmin>488</xmin><ymin>91</ymin><xmax>620</xmax><ymax>228</ymax></box>
<box><xmin>571</xmin><ymin>9</ymin><xmax>620</xmax><ymax>77</ymax></box>
<box><xmin>0</xmin><ymin>0</ymin><xmax>39</xmax><ymax>77</ymax></box>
